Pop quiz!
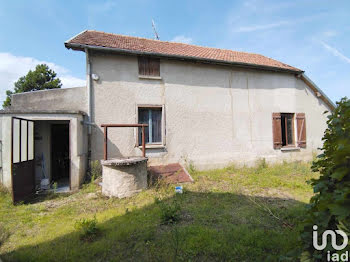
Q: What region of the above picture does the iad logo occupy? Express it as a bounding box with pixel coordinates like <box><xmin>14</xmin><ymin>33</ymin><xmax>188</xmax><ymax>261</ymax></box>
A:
<box><xmin>313</xmin><ymin>225</ymin><xmax>349</xmax><ymax>261</ymax></box>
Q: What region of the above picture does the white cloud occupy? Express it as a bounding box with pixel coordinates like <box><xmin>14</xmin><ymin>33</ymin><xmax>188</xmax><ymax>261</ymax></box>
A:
<box><xmin>171</xmin><ymin>35</ymin><xmax>193</xmax><ymax>44</ymax></box>
<box><xmin>322</xmin><ymin>30</ymin><xmax>337</xmax><ymax>38</ymax></box>
<box><xmin>231</xmin><ymin>12</ymin><xmax>326</xmax><ymax>33</ymax></box>
<box><xmin>233</xmin><ymin>20</ymin><xmax>292</xmax><ymax>32</ymax></box>
<box><xmin>0</xmin><ymin>52</ymin><xmax>85</xmax><ymax>106</ymax></box>
<box><xmin>320</xmin><ymin>41</ymin><xmax>350</xmax><ymax>64</ymax></box>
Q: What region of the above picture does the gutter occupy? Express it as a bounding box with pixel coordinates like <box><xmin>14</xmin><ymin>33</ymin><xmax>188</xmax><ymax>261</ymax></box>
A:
<box><xmin>85</xmin><ymin>47</ymin><xmax>93</xmax><ymax>178</ymax></box>
<box><xmin>85</xmin><ymin>47</ymin><xmax>92</xmax><ymax>134</ymax></box>
<box><xmin>64</xmin><ymin>42</ymin><xmax>303</xmax><ymax>75</ymax></box>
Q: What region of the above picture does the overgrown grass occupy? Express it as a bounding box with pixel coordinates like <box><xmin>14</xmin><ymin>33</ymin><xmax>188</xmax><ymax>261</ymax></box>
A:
<box><xmin>0</xmin><ymin>161</ymin><xmax>318</xmax><ymax>261</ymax></box>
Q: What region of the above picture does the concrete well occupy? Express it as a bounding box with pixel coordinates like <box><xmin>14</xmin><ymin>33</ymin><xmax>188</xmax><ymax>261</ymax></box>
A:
<box><xmin>101</xmin><ymin>157</ymin><xmax>148</xmax><ymax>198</ymax></box>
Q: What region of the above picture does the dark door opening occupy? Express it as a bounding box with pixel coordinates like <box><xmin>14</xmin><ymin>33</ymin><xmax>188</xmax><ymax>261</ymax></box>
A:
<box><xmin>51</xmin><ymin>124</ymin><xmax>70</xmax><ymax>190</ymax></box>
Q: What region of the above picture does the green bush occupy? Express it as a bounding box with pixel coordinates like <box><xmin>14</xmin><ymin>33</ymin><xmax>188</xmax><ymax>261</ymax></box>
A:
<box><xmin>74</xmin><ymin>216</ymin><xmax>99</xmax><ymax>241</ymax></box>
<box><xmin>90</xmin><ymin>160</ymin><xmax>102</xmax><ymax>182</ymax></box>
<box><xmin>300</xmin><ymin>98</ymin><xmax>350</xmax><ymax>261</ymax></box>
<box><xmin>155</xmin><ymin>197</ymin><xmax>181</xmax><ymax>224</ymax></box>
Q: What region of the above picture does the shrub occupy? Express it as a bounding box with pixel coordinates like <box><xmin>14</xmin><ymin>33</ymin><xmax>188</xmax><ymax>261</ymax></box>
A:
<box><xmin>74</xmin><ymin>216</ymin><xmax>99</xmax><ymax>241</ymax></box>
<box><xmin>300</xmin><ymin>98</ymin><xmax>350</xmax><ymax>261</ymax></box>
<box><xmin>90</xmin><ymin>160</ymin><xmax>102</xmax><ymax>182</ymax></box>
<box><xmin>155</xmin><ymin>197</ymin><xmax>181</xmax><ymax>224</ymax></box>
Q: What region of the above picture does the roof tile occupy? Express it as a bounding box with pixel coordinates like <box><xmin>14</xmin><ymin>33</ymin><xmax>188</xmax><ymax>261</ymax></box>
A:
<box><xmin>66</xmin><ymin>30</ymin><xmax>302</xmax><ymax>72</ymax></box>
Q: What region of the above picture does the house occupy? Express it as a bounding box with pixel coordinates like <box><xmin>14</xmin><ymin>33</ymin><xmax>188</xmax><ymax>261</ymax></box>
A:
<box><xmin>0</xmin><ymin>30</ymin><xmax>334</xmax><ymax>202</ymax></box>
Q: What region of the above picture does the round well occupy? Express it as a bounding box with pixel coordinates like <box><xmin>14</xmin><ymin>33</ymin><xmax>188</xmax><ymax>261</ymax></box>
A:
<box><xmin>101</xmin><ymin>157</ymin><xmax>148</xmax><ymax>198</ymax></box>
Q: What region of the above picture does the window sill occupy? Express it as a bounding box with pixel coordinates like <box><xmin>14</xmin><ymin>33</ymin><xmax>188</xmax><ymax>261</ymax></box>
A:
<box><xmin>138</xmin><ymin>75</ymin><xmax>162</xmax><ymax>80</ymax></box>
<box><xmin>281</xmin><ymin>147</ymin><xmax>300</xmax><ymax>152</ymax></box>
<box><xmin>137</xmin><ymin>144</ymin><xmax>166</xmax><ymax>149</ymax></box>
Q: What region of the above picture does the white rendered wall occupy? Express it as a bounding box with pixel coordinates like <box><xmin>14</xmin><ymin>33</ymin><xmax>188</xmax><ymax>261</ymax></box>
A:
<box><xmin>88</xmin><ymin>53</ymin><xmax>330</xmax><ymax>169</ymax></box>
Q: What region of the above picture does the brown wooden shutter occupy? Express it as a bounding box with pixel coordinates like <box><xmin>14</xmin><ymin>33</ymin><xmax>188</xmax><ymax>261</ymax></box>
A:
<box><xmin>296</xmin><ymin>113</ymin><xmax>306</xmax><ymax>148</ymax></box>
<box><xmin>149</xmin><ymin>58</ymin><xmax>160</xmax><ymax>76</ymax></box>
<box><xmin>138</xmin><ymin>56</ymin><xmax>147</xmax><ymax>75</ymax></box>
<box><xmin>272</xmin><ymin>113</ymin><xmax>282</xmax><ymax>149</ymax></box>
<box><xmin>138</xmin><ymin>57</ymin><xmax>160</xmax><ymax>76</ymax></box>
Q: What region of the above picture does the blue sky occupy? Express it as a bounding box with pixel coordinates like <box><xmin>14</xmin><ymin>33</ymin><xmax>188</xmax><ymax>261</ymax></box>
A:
<box><xmin>0</xmin><ymin>0</ymin><xmax>349</xmax><ymax>104</ymax></box>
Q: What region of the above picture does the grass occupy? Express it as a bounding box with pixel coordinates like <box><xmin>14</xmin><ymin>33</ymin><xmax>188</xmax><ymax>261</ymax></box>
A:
<box><xmin>0</xmin><ymin>161</ymin><xmax>318</xmax><ymax>261</ymax></box>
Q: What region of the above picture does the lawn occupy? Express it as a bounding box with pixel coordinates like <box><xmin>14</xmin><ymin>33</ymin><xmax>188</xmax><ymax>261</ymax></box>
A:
<box><xmin>0</xmin><ymin>161</ymin><xmax>318</xmax><ymax>262</ymax></box>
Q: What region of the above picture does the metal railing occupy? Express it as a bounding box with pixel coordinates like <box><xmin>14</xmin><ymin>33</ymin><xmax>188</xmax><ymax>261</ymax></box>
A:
<box><xmin>100</xmin><ymin>124</ymin><xmax>149</xmax><ymax>160</ymax></box>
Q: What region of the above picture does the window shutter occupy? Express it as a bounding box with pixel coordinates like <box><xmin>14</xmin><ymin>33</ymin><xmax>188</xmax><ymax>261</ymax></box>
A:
<box><xmin>138</xmin><ymin>57</ymin><xmax>160</xmax><ymax>76</ymax></box>
<box><xmin>296</xmin><ymin>113</ymin><xmax>306</xmax><ymax>148</ymax></box>
<box><xmin>138</xmin><ymin>56</ymin><xmax>147</xmax><ymax>75</ymax></box>
<box><xmin>272</xmin><ymin>113</ymin><xmax>282</xmax><ymax>149</ymax></box>
<box><xmin>150</xmin><ymin>58</ymin><xmax>160</xmax><ymax>76</ymax></box>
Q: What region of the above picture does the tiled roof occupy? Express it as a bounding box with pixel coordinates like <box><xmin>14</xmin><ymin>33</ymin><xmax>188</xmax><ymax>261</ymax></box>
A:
<box><xmin>65</xmin><ymin>30</ymin><xmax>302</xmax><ymax>73</ymax></box>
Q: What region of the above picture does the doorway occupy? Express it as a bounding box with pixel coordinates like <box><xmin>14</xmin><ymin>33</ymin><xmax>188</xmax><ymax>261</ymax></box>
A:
<box><xmin>51</xmin><ymin>123</ymin><xmax>70</xmax><ymax>192</ymax></box>
<box><xmin>11</xmin><ymin>117</ymin><xmax>35</xmax><ymax>203</ymax></box>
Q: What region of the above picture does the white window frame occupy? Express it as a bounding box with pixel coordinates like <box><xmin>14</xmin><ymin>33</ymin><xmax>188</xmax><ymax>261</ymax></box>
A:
<box><xmin>135</xmin><ymin>104</ymin><xmax>166</xmax><ymax>148</ymax></box>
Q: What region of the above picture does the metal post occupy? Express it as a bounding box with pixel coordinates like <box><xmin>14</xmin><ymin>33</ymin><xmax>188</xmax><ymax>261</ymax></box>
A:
<box><xmin>100</xmin><ymin>123</ymin><xmax>148</xmax><ymax>159</ymax></box>
<box><xmin>104</xmin><ymin>126</ymin><xmax>108</xmax><ymax>160</ymax></box>
<box><xmin>142</xmin><ymin>126</ymin><xmax>146</xmax><ymax>157</ymax></box>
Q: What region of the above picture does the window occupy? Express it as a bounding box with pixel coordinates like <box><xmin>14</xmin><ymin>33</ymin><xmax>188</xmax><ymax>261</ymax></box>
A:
<box><xmin>281</xmin><ymin>113</ymin><xmax>294</xmax><ymax>146</ymax></box>
<box><xmin>272</xmin><ymin>112</ymin><xmax>306</xmax><ymax>149</ymax></box>
<box><xmin>138</xmin><ymin>107</ymin><xmax>162</xmax><ymax>145</ymax></box>
<box><xmin>138</xmin><ymin>56</ymin><xmax>160</xmax><ymax>76</ymax></box>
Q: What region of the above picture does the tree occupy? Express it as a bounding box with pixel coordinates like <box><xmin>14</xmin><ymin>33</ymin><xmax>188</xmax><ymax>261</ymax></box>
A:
<box><xmin>300</xmin><ymin>97</ymin><xmax>350</xmax><ymax>261</ymax></box>
<box><xmin>3</xmin><ymin>64</ymin><xmax>62</xmax><ymax>108</ymax></box>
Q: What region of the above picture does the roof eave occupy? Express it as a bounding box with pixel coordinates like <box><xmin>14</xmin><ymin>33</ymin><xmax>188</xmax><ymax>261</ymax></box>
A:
<box><xmin>65</xmin><ymin>42</ymin><xmax>303</xmax><ymax>74</ymax></box>
<box><xmin>0</xmin><ymin>109</ymin><xmax>86</xmax><ymax>115</ymax></box>
<box><xmin>299</xmin><ymin>74</ymin><xmax>335</xmax><ymax>111</ymax></box>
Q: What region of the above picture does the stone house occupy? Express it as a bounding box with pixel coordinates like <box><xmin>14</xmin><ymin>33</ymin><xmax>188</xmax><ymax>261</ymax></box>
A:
<box><xmin>0</xmin><ymin>30</ymin><xmax>334</xmax><ymax>201</ymax></box>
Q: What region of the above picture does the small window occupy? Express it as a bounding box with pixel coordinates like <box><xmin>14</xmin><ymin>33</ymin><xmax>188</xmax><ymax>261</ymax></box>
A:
<box><xmin>138</xmin><ymin>56</ymin><xmax>160</xmax><ymax>76</ymax></box>
<box><xmin>281</xmin><ymin>113</ymin><xmax>294</xmax><ymax>146</ymax></box>
<box><xmin>138</xmin><ymin>107</ymin><xmax>162</xmax><ymax>145</ymax></box>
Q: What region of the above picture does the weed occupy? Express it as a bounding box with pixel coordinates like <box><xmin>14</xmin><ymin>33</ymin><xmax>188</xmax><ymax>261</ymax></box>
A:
<box><xmin>0</xmin><ymin>184</ymin><xmax>8</xmax><ymax>195</ymax></box>
<box><xmin>170</xmin><ymin>224</ymin><xmax>183</xmax><ymax>261</ymax></box>
<box><xmin>0</xmin><ymin>223</ymin><xmax>9</xmax><ymax>247</ymax></box>
<box><xmin>74</xmin><ymin>216</ymin><xmax>99</xmax><ymax>241</ymax></box>
<box><xmin>52</xmin><ymin>182</ymin><xmax>58</xmax><ymax>192</ymax></box>
<box><xmin>188</xmin><ymin>161</ymin><xmax>196</xmax><ymax>174</ymax></box>
<box><xmin>225</xmin><ymin>163</ymin><xmax>237</xmax><ymax>173</ymax></box>
<box><xmin>90</xmin><ymin>160</ymin><xmax>102</xmax><ymax>182</ymax></box>
<box><xmin>155</xmin><ymin>197</ymin><xmax>181</xmax><ymax>224</ymax></box>
<box><xmin>255</xmin><ymin>158</ymin><xmax>268</xmax><ymax>172</ymax></box>
<box><xmin>182</xmin><ymin>156</ymin><xmax>196</xmax><ymax>174</ymax></box>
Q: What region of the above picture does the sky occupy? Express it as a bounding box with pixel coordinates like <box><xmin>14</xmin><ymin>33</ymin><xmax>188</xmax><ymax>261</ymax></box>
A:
<box><xmin>0</xmin><ymin>0</ymin><xmax>349</xmax><ymax>105</ymax></box>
